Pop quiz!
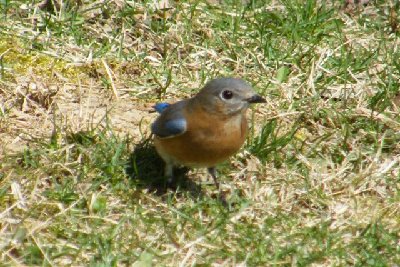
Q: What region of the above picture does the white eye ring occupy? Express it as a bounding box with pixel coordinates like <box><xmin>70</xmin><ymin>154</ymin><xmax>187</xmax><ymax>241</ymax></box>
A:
<box><xmin>221</xmin><ymin>90</ymin><xmax>233</xmax><ymax>100</ymax></box>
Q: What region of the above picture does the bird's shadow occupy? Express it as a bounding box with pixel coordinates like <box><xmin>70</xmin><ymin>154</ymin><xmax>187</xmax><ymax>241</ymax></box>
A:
<box><xmin>125</xmin><ymin>137</ymin><xmax>204</xmax><ymax>197</ymax></box>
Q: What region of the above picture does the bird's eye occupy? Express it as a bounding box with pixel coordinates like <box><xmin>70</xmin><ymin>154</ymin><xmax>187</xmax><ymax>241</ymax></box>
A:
<box><xmin>221</xmin><ymin>90</ymin><xmax>233</xmax><ymax>100</ymax></box>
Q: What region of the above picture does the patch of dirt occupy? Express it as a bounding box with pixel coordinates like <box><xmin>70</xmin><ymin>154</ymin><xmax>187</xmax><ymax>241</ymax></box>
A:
<box><xmin>0</xmin><ymin>78</ymin><xmax>156</xmax><ymax>158</ymax></box>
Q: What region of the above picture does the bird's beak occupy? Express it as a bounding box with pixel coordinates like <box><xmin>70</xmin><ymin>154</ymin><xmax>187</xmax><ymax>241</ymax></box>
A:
<box><xmin>246</xmin><ymin>94</ymin><xmax>266</xmax><ymax>104</ymax></box>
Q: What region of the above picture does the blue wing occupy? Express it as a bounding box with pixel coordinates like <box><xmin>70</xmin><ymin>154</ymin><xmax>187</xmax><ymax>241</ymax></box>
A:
<box><xmin>151</xmin><ymin>101</ymin><xmax>187</xmax><ymax>138</ymax></box>
<box><xmin>153</xmin><ymin>102</ymin><xmax>170</xmax><ymax>114</ymax></box>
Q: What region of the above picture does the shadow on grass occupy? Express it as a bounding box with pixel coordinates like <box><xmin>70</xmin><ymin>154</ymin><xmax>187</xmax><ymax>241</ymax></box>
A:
<box><xmin>125</xmin><ymin>137</ymin><xmax>204</xmax><ymax>198</ymax></box>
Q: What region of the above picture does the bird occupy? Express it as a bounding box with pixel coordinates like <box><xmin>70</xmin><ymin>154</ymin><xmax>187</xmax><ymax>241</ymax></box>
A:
<box><xmin>151</xmin><ymin>77</ymin><xmax>265</xmax><ymax>190</ymax></box>
<box><xmin>153</xmin><ymin>102</ymin><xmax>170</xmax><ymax>113</ymax></box>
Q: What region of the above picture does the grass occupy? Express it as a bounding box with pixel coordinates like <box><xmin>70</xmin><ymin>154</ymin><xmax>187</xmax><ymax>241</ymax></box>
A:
<box><xmin>1</xmin><ymin>0</ymin><xmax>400</xmax><ymax>266</ymax></box>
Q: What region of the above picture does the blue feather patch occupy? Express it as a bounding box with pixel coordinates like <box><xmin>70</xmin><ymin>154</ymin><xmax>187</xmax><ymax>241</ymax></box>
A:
<box><xmin>153</xmin><ymin>103</ymin><xmax>170</xmax><ymax>114</ymax></box>
<box><xmin>151</xmin><ymin>118</ymin><xmax>187</xmax><ymax>138</ymax></box>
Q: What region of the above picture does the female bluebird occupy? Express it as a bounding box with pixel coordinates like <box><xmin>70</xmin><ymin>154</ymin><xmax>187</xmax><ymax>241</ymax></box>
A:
<box><xmin>151</xmin><ymin>78</ymin><xmax>265</xmax><ymax>189</ymax></box>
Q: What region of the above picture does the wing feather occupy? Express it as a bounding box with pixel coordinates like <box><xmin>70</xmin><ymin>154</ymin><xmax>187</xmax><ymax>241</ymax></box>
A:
<box><xmin>151</xmin><ymin>101</ymin><xmax>187</xmax><ymax>138</ymax></box>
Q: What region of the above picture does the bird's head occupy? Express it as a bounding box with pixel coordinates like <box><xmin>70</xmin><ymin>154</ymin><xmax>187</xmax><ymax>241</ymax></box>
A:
<box><xmin>194</xmin><ymin>78</ymin><xmax>265</xmax><ymax>116</ymax></box>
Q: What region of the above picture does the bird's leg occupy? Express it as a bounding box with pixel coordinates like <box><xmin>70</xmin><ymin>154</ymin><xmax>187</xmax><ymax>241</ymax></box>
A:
<box><xmin>164</xmin><ymin>162</ymin><xmax>174</xmax><ymax>184</ymax></box>
<box><xmin>208</xmin><ymin>167</ymin><xmax>228</xmax><ymax>206</ymax></box>
<box><xmin>207</xmin><ymin>167</ymin><xmax>219</xmax><ymax>190</ymax></box>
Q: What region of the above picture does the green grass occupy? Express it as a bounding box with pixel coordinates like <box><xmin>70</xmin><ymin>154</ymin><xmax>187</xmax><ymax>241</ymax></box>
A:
<box><xmin>1</xmin><ymin>0</ymin><xmax>400</xmax><ymax>266</ymax></box>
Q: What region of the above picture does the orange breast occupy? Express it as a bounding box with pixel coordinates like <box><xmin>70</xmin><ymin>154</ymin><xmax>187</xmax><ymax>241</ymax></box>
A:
<box><xmin>154</xmin><ymin>105</ymin><xmax>248</xmax><ymax>167</ymax></box>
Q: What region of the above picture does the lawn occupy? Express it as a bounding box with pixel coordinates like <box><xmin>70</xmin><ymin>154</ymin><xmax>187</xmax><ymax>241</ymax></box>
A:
<box><xmin>0</xmin><ymin>0</ymin><xmax>399</xmax><ymax>266</ymax></box>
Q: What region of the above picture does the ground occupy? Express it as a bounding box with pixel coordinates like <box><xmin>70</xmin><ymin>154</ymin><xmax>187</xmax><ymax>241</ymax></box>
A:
<box><xmin>0</xmin><ymin>0</ymin><xmax>399</xmax><ymax>266</ymax></box>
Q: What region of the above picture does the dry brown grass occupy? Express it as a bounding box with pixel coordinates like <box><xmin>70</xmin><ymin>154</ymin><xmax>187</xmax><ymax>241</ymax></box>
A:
<box><xmin>1</xmin><ymin>0</ymin><xmax>399</xmax><ymax>266</ymax></box>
